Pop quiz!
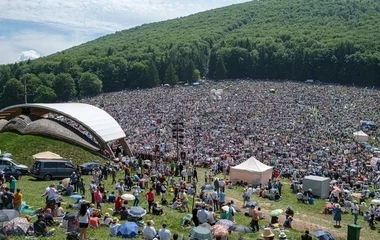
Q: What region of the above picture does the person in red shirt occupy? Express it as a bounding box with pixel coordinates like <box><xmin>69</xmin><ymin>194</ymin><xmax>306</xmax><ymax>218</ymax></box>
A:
<box><xmin>114</xmin><ymin>196</ymin><xmax>122</xmax><ymax>213</ymax></box>
<box><xmin>145</xmin><ymin>188</ymin><xmax>155</xmax><ymax>214</ymax></box>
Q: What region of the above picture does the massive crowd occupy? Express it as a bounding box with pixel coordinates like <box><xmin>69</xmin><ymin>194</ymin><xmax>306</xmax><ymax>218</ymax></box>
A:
<box><xmin>80</xmin><ymin>80</ymin><xmax>380</xmax><ymax>181</ymax></box>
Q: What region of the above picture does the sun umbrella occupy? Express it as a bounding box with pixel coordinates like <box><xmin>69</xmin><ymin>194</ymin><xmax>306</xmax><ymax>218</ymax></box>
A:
<box><xmin>190</xmin><ymin>226</ymin><xmax>213</xmax><ymax>240</ymax></box>
<box><xmin>221</xmin><ymin>206</ymin><xmax>230</xmax><ymax>212</ymax></box>
<box><xmin>246</xmin><ymin>201</ymin><xmax>259</xmax><ymax>207</ymax></box>
<box><xmin>211</xmin><ymin>224</ymin><xmax>229</xmax><ymax>237</ymax></box>
<box><xmin>139</xmin><ymin>178</ymin><xmax>147</xmax><ymax>183</ymax></box>
<box><xmin>229</xmin><ymin>224</ymin><xmax>252</xmax><ymax>233</ymax></box>
<box><xmin>216</xmin><ymin>219</ymin><xmax>235</xmax><ymax>228</ymax></box>
<box><xmin>121</xmin><ymin>193</ymin><xmax>135</xmax><ymax>201</ymax></box>
<box><xmin>128</xmin><ymin>206</ymin><xmax>147</xmax><ymax>217</ymax></box>
<box><xmin>62</xmin><ymin>178</ymin><xmax>70</xmax><ymax>185</ymax></box>
<box><xmin>181</xmin><ymin>214</ymin><xmax>193</xmax><ymax>225</ymax></box>
<box><xmin>201</xmin><ymin>184</ymin><xmax>214</xmax><ymax>191</ymax></box>
<box><xmin>0</xmin><ymin>209</ymin><xmax>20</xmax><ymax>222</ymax></box>
<box><xmin>270</xmin><ymin>209</ymin><xmax>283</xmax><ymax>217</ymax></box>
<box><xmin>70</xmin><ymin>194</ymin><xmax>82</xmax><ymax>200</ymax></box>
<box><xmin>371</xmin><ymin>199</ymin><xmax>380</xmax><ymax>205</ymax></box>
<box><xmin>117</xmin><ymin>222</ymin><xmax>139</xmax><ymax>238</ymax></box>
<box><xmin>199</xmin><ymin>222</ymin><xmax>211</xmax><ymax>229</ymax></box>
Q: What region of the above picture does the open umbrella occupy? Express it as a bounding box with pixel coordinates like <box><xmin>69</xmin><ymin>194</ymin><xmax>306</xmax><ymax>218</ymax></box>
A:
<box><xmin>246</xmin><ymin>201</ymin><xmax>259</xmax><ymax>207</ymax></box>
<box><xmin>139</xmin><ymin>178</ymin><xmax>147</xmax><ymax>183</ymax></box>
<box><xmin>221</xmin><ymin>206</ymin><xmax>230</xmax><ymax>212</ymax></box>
<box><xmin>181</xmin><ymin>214</ymin><xmax>193</xmax><ymax>225</ymax></box>
<box><xmin>62</xmin><ymin>178</ymin><xmax>70</xmax><ymax>185</ymax></box>
<box><xmin>121</xmin><ymin>193</ymin><xmax>135</xmax><ymax>201</ymax></box>
<box><xmin>229</xmin><ymin>224</ymin><xmax>252</xmax><ymax>233</ymax></box>
<box><xmin>211</xmin><ymin>224</ymin><xmax>229</xmax><ymax>237</ymax></box>
<box><xmin>70</xmin><ymin>194</ymin><xmax>82</xmax><ymax>200</ymax></box>
<box><xmin>117</xmin><ymin>222</ymin><xmax>139</xmax><ymax>238</ymax></box>
<box><xmin>190</xmin><ymin>226</ymin><xmax>212</xmax><ymax>240</ymax></box>
<box><xmin>216</xmin><ymin>219</ymin><xmax>234</xmax><ymax>228</ymax></box>
<box><xmin>128</xmin><ymin>206</ymin><xmax>146</xmax><ymax>217</ymax></box>
<box><xmin>199</xmin><ymin>223</ymin><xmax>211</xmax><ymax>229</ymax></box>
<box><xmin>201</xmin><ymin>184</ymin><xmax>214</xmax><ymax>191</ymax></box>
<box><xmin>270</xmin><ymin>209</ymin><xmax>283</xmax><ymax>217</ymax></box>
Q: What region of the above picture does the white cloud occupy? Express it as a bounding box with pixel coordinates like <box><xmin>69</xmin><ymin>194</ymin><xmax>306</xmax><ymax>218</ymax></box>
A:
<box><xmin>0</xmin><ymin>30</ymin><xmax>93</xmax><ymax>64</ymax></box>
<box><xmin>18</xmin><ymin>50</ymin><xmax>40</xmax><ymax>62</ymax></box>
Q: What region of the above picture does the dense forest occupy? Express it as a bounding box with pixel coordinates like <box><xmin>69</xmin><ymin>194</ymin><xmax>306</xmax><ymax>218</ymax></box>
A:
<box><xmin>1</xmin><ymin>0</ymin><xmax>380</xmax><ymax>108</ymax></box>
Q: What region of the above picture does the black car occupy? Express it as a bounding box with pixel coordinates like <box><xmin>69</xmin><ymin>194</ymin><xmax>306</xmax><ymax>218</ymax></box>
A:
<box><xmin>0</xmin><ymin>166</ymin><xmax>22</xmax><ymax>180</ymax></box>
<box><xmin>79</xmin><ymin>162</ymin><xmax>101</xmax><ymax>175</ymax></box>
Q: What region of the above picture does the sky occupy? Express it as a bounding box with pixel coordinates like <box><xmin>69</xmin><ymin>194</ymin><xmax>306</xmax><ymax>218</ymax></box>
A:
<box><xmin>0</xmin><ymin>0</ymin><xmax>249</xmax><ymax>65</ymax></box>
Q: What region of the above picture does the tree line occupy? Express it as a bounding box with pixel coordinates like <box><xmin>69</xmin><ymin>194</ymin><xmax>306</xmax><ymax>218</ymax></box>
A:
<box><xmin>1</xmin><ymin>0</ymin><xmax>380</xmax><ymax>108</ymax></box>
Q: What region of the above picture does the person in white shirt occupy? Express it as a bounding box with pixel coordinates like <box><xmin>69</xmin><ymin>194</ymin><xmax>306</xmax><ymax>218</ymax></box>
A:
<box><xmin>143</xmin><ymin>220</ymin><xmax>157</xmax><ymax>239</ymax></box>
<box><xmin>351</xmin><ymin>201</ymin><xmax>359</xmax><ymax>225</ymax></box>
<box><xmin>197</xmin><ymin>205</ymin><xmax>209</xmax><ymax>224</ymax></box>
<box><xmin>157</xmin><ymin>223</ymin><xmax>171</xmax><ymax>240</ymax></box>
<box><xmin>109</xmin><ymin>218</ymin><xmax>121</xmax><ymax>236</ymax></box>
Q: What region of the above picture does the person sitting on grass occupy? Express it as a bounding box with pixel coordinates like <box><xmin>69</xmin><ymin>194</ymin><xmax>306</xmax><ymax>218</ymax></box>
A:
<box><xmin>33</xmin><ymin>214</ymin><xmax>55</xmax><ymax>237</ymax></box>
<box><xmin>143</xmin><ymin>220</ymin><xmax>157</xmax><ymax>239</ymax></box>
<box><xmin>89</xmin><ymin>215</ymin><xmax>100</xmax><ymax>228</ymax></box>
<box><xmin>153</xmin><ymin>202</ymin><xmax>164</xmax><ymax>215</ymax></box>
<box><xmin>283</xmin><ymin>216</ymin><xmax>293</xmax><ymax>229</ymax></box>
<box><xmin>101</xmin><ymin>213</ymin><xmax>112</xmax><ymax>226</ymax></box>
<box><xmin>109</xmin><ymin>218</ymin><xmax>120</xmax><ymax>237</ymax></box>
<box><xmin>107</xmin><ymin>192</ymin><xmax>116</xmax><ymax>203</ymax></box>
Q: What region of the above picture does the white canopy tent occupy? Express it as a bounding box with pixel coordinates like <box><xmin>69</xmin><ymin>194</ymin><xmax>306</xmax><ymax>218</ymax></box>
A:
<box><xmin>353</xmin><ymin>130</ymin><xmax>369</xmax><ymax>142</ymax></box>
<box><xmin>32</xmin><ymin>151</ymin><xmax>63</xmax><ymax>160</ymax></box>
<box><xmin>230</xmin><ymin>157</ymin><xmax>273</xmax><ymax>185</ymax></box>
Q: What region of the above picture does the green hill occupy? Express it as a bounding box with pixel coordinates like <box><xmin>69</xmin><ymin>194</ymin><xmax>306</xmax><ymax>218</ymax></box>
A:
<box><xmin>0</xmin><ymin>132</ymin><xmax>102</xmax><ymax>166</ymax></box>
<box><xmin>1</xmin><ymin>0</ymin><xmax>380</xmax><ymax>107</ymax></box>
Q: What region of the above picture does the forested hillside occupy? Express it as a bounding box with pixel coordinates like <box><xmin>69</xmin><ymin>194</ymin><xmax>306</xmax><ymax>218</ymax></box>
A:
<box><xmin>1</xmin><ymin>0</ymin><xmax>380</xmax><ymax>108</ymax></box>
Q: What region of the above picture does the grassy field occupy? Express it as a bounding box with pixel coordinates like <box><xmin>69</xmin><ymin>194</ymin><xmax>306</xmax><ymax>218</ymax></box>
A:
<box><xmin>8</xmin><ymin>168</ymin><xmax>307</xmax><ymax>240</ymax></box>
<box><xmin>0</xmin><ymin>132</ymin><xmax>102</xmax><ymax>166</ymax></box>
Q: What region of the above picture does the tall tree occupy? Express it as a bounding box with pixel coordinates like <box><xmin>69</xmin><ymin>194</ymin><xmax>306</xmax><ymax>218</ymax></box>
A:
<box><xmin>0</xmin><ymin>78</ymin><xmax>24</xmax><ymax>108</ymax></box>
<box><xmin>20</xmin><ymin>73</ymin><xmax>42</xmax><ymax>95</ymax></box>
<box><xmin>147</xmin><ymin>60</ymin><xmax>160</xmax><ymax>87</ymax></box>
<box><xmin>78</xmin><ymin>72</ymin><xmax>103</xmax><ymax>97</ymax></box>
<box><xmin>164</xmin><ymin>64</ymin><xmax>178</xmax><ymax>86</ymax></box>
<box><xmin>34</xmin><ymin>86</ymin><xmax>57</xmax><ymax>103</ymax></box>
<box><xmin>215</xmin><ymin>56</ymin><xmax>227</xmax><ymax>80</ymax></box>
<box><xmin>54</xmin><ymin>73</ymin><xmax>77</xmax><ymax>101</ymax></box>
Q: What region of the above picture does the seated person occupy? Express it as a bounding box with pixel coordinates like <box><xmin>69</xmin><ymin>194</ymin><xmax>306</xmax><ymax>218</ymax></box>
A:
<box><xmin>134</xmin><ymin>174</ymin><xmax>140</xmax><ymax>181</ymax></box>
<box><xmin>285</xmin><ymin>206</ymin><xmax>294</xmax><ymax>218</ymax></box>
<box><xmin>296</xmin><ymin>191</ymin><xmax>304</xmax><ymax>202</ymax></box>
<box><xmin>107</xmin><ymin>192</ymin><xmax>116</xmax><ymax>203</ymax></box>
<box><xmin>53</xmin><ymin>202</ymin><xmax>64</xmax><ymax>217</ymax></box>
<box><xmin>270</xmin><ymin>216</ymin><xmax>279</xmax><ymax>225</ymax></box>
<box><xmin>56</xmin><ymin>181</ymin><xmax>64</xmax><ymax>192</ymax></box>
<box><xmin>102</xmin><ymin>213</ymin><xmax>113</xmax><ymax>226</ymax></box>
<box><xmin>43</xmin><ymin>208</ymin><xmax>55</xmax><ymax>226</ymax></box>
<box><xmin>114</xmin><ymin>196</ymin><xmax>122</xmax><ymax>213</ymax></box>
<box><xmin>89</xmin><ymin>215</ymin><xmax>100</xmax><ymax>228</ymax></box>
<box><xmin>109</xmin><ymin>218</ymin><xmax>121</xmax><ymax>237</ymax></box>
<box><xmin>221</xmin><ymin>210</ymin><xmax>228</xmax><ymax>219</ymax></box>
<box><xmin>33</xmin><ymin>214</ymin><xmax>55</xmax><ymax>237</ymax></box>
<box><xmin>187</xmin><ymin>187</ymin><xmax>195</xmax><ymax>195</ymax></box>
<box><xmin>143</xmin><ymin>220</ymin><xmax>157</xmax><ymax>239</ymax></box>
<box><xmin>182</xmin><ymin>219</ymin><xmax>193</xmax><ymax>229</ymax></box>
<box><xmin>152</xmin><ymin>203</ymin><xmax>164</xmax><ymax>215</ymax></box>
<box><xmin>283</xmin><ymin>216</ymin><xmax>293</xmax><ymax>228</ymax></box>
<box><xmin>120</xmin><ymin>206</ymin><xmax>128</xmax><ymax>220</ymax></box>
<box><xmin>244</xmin><ymin>206</ymin><xmax>253</xmax><ymax>217</ymax></box>
<box><xmin>274</xmin><ymin>192</ymin><xmax>281</xmax><ymax>201</ymax></box>
<box><xmin>64</xmin><ymin>184</ymin><xmax>74</xmax><ymax>196</ymax></box>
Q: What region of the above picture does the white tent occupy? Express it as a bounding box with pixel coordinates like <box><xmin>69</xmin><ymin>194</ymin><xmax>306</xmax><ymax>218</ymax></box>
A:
<box><xmin>32</xmin><ymin>151</ymin><xmax>63</xmax><ymax>160</ymax></box>
<box><xmin>353</xmin><ymin>130</ymin><xmax>369</xmax><ymax>142</ymax></box>
<box><xmin>230</xmin><ymin>157</ymin><xmax>273</xmax><ymax>185</ymax></box>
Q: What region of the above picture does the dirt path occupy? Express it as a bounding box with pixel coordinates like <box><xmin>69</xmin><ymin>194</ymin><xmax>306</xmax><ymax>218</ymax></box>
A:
<box><xmin>225</xmin><ymin>196</ymin><xmax>347</xmax><ymax>239</ymax></box>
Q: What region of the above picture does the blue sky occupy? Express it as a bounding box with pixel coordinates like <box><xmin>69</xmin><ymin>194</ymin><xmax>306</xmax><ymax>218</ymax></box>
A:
<box><xmin>0</xmin><ymin>0</ymin><xmax>249</xmax><ymax>64</ymax></box>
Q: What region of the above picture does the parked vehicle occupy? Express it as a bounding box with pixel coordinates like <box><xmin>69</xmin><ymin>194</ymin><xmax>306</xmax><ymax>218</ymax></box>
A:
<box><xmin>30</xmin><ymin>159</ymin><xmax>75</xmax><ymax>180</ymax></box>
<box><xmin>0</xmin><ymin>166</ymin><xmax>22</xmax><ymax>180</ymax></box>
<box><xmin>0</xmin><ymin>157</ymin><xmax>29</xmax><ymax>175</ymax></box>
<box><xmin>79</xmin><ymin>162</ymin><xmax>101</xmax><ymax>175</ymax></box>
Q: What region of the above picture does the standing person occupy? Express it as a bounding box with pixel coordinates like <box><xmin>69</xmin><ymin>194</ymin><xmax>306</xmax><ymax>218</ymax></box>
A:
<box><xmin>13</xmin><ymin>188</ymin><xmax>22</xmax><ymax>213</ymax></box>
<box><xmin>333</xmin><ymin>204</ymin><xmax>342</xmax><ymax>227</ymax></box>
<box><xmin>352</xmin><ymin>201</ymin><xmax>359</xmax><ymax>225</ymax></box>
<box><xmin>132</xmin><ymin>185</ymin><xmax>140</xmax><ymax>206</ymax></box>
<box><xmin>111</xmin><ymin>168</ymin><xmax>116</xmax><ymax>184</ymax></box>
<box><xmin>89</xmin><ymin>181</ymin><xmax>97</xmax><ymax>204</ymax></box>
<box><xmin>369</xmin><ymin>203</ymin><xmax>376</xmax><ymax>228</ymax></box>
<box><xmin>250</xmin><ymin>206</ymin><xmax>260</xmax><ymax>232</ymax></box>
<box><xmin>181</xmin><ymin>189</ymin><xmax>189</xmax><ymax>212</ymax></box>
<box><xmin>9</xmin><ymin>176</ymin><xmax>17</xmax><ymax>193</ymax></box>
<box><xmin>77</xmin><ymin>203</ymin><xmax>90</xmax><ymax>240</ymax></box>
<box><xmin>146</xmin><ymin>188</ymin><xmax>155</xmax><ymax>214</ymax></box>
<box><xmin>78</xmin><ymin>178</ymin><xmax>85</xmax><ymax>195</ymax></box>
<box><xmin>193</xmin><ymin>168</ymin><xmax>198</xmax><ymax>182</ymax></box>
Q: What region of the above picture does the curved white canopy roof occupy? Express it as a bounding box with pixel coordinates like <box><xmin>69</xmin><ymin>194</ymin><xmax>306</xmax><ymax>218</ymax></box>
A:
<box><xmin>0</xmin><ymin>103</ymin><xmax>126</xmax><ymax>143</ymax></box>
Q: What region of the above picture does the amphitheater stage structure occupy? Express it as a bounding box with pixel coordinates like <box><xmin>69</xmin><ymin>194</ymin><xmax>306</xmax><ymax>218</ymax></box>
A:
<box><xmin>0</xmin><ymin>103</ymin><xmax>132</xmax><ymax>158</ymax></box>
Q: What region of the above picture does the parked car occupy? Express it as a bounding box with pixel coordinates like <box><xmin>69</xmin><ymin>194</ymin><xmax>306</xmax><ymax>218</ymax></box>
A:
<box><xmin>0</xmin><ymin>166</ymin><xmax>22</xmax><ymax>180</ymax></box>
<box><xmin>0</xmin><ymin>157</ymin><xmax>29</xmax><ymax>175</ymax></box>
<box><xmin>30</xmin><ymin>159</ymin><xmax>75</xmax><ymax>180</ymax></box>
<box><xmin>79</xmin><ymin>162</ymin><xmax>101</xmax><ymax>175</ymax></box>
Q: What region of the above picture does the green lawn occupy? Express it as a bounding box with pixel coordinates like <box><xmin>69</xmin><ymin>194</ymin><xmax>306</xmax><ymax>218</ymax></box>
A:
<box><xmin>9</xmin><ymin>168</ymin><xmax>306</xmax><ymax>240</ymax></box>
<box><xmin>0</xmin><ymin>132</ymin><xmax>102</xmax><ymax>166</ymax></box>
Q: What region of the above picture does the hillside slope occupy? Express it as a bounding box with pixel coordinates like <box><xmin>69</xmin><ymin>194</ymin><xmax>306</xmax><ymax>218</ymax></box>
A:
<box><xmin>1</xmin><ymin>0</ymin><xmax>380</xmax><ymax>107</ymax></box>
<box><xmin>0</xmin><ymin>132</ymin><xmax>102</xmax><ymax>166</ymax></box>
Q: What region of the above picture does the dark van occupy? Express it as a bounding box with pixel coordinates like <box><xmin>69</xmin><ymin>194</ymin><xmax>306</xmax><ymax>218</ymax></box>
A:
<box><xmin>30</xmin><ymin>159</ymin><xmax>75</xmax><ymax>180</ymax></box>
